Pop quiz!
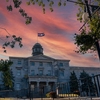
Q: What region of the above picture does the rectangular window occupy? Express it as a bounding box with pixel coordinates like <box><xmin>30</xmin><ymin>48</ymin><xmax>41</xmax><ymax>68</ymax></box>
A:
<box><xmin>59</xmin><ymin>63</ymin><xmax>63</xmax><ymax>67</ymax></box>
<box><xmin>18</xmin><ymin>60</ymin><xmax>21</xmax><ymax>65</ymax></box>
<box><xmin>31</xmin><ymin>70</ymin><xmax>35</xmax><ymax>75</ymax></box>
<box><xmin>30</xmin><ymin>61</ymin><xmax>35</xmax><ymax>66</ymax></box>
<box><xmin>16</xmin><ymin>83</ymin><xmax>20</xmax><ymax>90</ymax></box>
<box><xmin>39</xmin><ymin>70</ymin><xmax>43</xmax><ymax>75</ymax></box>
<box><xmin>17</xmin><ymin>70</ymin><xmax>21</xmax><ymax>76</ymax></box>
<box><xmin>48</xmin><ymin>70</ymin><xmax>51</xmax><ymax>76</ymax></box>
<box><xmin>39</xmin><ymin>62</ymin><xmax>43</xmax><ymax>66</ymax></box>
<box><xmin>48</xmin><ymin>62</ymin><xmax>52</xmax><ymax>66</ymax></box>
<box><xmin>55</xmin><ymin>70</ymin><xmax>58</xmax><ymax>76</ymax></box>
<box><xmin>60</xmin><ymin>70</ymin><xmax>64</xmax><ymax>76</ymax></box>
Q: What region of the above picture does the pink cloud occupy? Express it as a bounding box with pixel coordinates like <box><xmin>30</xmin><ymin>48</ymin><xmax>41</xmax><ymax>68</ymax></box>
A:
<box><xmin>0</xmin><ymin>1</ymin><xmax>99</xmax><ymax>67</ymax></box>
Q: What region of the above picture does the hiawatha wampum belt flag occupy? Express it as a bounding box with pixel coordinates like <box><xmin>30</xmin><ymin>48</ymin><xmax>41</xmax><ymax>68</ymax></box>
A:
<box><xmin>38</xmin><ymin>33</ymin><xmax>45</xmax><ymax>37</ymax></box>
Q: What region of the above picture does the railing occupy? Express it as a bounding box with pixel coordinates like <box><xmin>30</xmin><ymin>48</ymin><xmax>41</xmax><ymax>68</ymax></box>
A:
<box><xmin>0</xmin><ymin>74</ymin><xmax>100</xmax><ymax>99</ymax></box>
<box><xmin>56</xmin><ymin>74</ymin><xmax>100</xmax><ymax>98</ymax></box>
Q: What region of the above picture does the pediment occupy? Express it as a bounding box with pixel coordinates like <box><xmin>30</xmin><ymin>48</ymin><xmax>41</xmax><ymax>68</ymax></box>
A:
<box><xmin>28</xmin><ymin>54</ymin><xmax>55</xmax><ymax>61</ymax></box>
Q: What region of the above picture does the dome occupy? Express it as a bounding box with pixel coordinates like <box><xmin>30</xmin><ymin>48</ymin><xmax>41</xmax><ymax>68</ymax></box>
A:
<box><xmin>32</xmin><ymin>43</ymin><xmax>43</xmax><ymax>56</ymax></box>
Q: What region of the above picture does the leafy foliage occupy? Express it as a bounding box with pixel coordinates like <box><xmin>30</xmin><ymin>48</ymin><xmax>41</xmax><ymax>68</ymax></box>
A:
<box><xmin>69</xmin><ymin>71</ymin><xmax>79</xmax><ymax>93</ymax></box>
<box><xmin>2</xmin><ymin>34</ymin><xmax>23</xmax><ymax>53</ymax></box>
<box><xmin>0</xmin><ymin>59</ymin><xmax>14</xmax><ymax>89</ymax></box>
<box><xmin>6</xmin><ymin>0</ymin><xmax>68</xmax><ymax>22</ymax></box>
<box><xmin>6</xmin><ymin>0</ymin><xmax>32</xmax><ymax>24</ymax></box>
<box><xmin>80</xmin><ymin>70</ymin><xmax>95</xmax><ymax>95</ymax></box>
<box><xmin>75</xmin><ymin>0</ymin><xmax>100</xmax><ymax>55</ymax></box>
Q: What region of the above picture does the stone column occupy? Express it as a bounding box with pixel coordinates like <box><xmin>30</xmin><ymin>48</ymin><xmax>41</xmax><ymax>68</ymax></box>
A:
<box><xmin>46</xmin><ymin>82</ymin><xmax>49</xmax><ymax>92</ymax></box>
<box><xmin>37</xmin><ymin>82</ymin><xmax>39</xmax><ymax>92</ymax></box>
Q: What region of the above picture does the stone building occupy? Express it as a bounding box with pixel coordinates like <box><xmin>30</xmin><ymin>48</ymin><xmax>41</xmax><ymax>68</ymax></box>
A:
<box><xmin>9</xmin><ymin>43</ymin><xmax>100</xmax><ymax>92</ymax></box>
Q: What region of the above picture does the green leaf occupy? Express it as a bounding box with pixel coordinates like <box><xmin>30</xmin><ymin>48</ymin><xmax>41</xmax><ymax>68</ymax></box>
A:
<box><xmin>6</xmin><ymin>0</ymin><xmax>9</xmax><ymax>2</ymax></box>
<box><xmin>6</xmin><ymin>36</ymin><xmax>9</xmax><ymax>38</ymax></box>
<box><xmin>63</xmin><ymin>2</ymin><xmax>66</xmax><ymax>6</ymax></box>
<box><xmin>26</xmin><ymin>2</ymin><xmax>30</xmax><ymax>5</ymax></box>
<box><xmin>51</xmin><ymin>1</ymin><xmax>54</xmax><ymax>5</ymax></box>
<box><xmin>50</xmin><ymin>8</ymin><xmax>53</xmax><ymax>12</ymax></box>
<box><xmin>35</xmin><ymin>0</ymin><xmax>38</xmax><ymax>2</ymax></box>
<box><xmin>4</xmin><ymin>50</ymin><xmax>6</xmax><ymax>53</ymax></box>
<box><xmin>42</xmin><ymin>4</ymin><xmax>45</xmax><ymax>7</ymax></box>
<box><xmin>32</xmin><ymin>2</ymin><xmax>35</xmax><ymax>5</ymax></box>
<box><xmin>43</xmin><ymin>8</ymin><xmax>45</xmax><ymax>14</ymax></box>
<box><xmin>58</xmin><ymin>2</ymin><xmax>61</xmax><ymax>6</ymax></box>
<box><xmin>12</xmin><ymin>35</ymin><xmax>16</xmax><ymax>38</ymax></box>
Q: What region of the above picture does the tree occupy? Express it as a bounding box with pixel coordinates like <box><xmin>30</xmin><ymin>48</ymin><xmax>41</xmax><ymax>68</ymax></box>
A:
<box><xmin>2</xmin><ymin>32</ymin><xmax>23</xmax><ymax>53</ymax></box>
<box><xmin>69</xmin><ymin>71</ymin><xmax>79</xmax><ymax>93</ymax></box>
<box><xmin>0</xmin><ymin>59</ymin><xmax>14</xmax><ymax>89</ymax></box>
<box><xmin>74</xmin><ymin>0</ymin><xmax>100</xmax><ymax>59</ymax></box>
<box><xmin>80</xmin><ymin>70</ymin><xmax>95</xmax><ymax>96</ymax></box>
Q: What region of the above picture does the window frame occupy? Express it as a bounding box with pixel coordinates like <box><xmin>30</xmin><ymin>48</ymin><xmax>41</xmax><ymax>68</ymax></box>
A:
<box><xmin>39</xmin><ymin>70</ymin><xmax>43</xmax><ymax>75</ymax></box>
<box><xmin>16</xmin><ymin>83</ymin><xmax>21</xmax><ymax>90</ymax></box>
<box><xmin>39</xmin><ymin>62</ymin><xmax>43</xmax><ymax>66</ymax></box>
<box><xmin>60</xmin><ymin>70</ymin><xmax>64</xmax><ymax>77</ymax></box>
<box><xmin>17</xmin><ymin>60</ymin><xmax>21</xmax><ymax>65</ymax></box>
<box><xmin>17</xmin><ymin>70</ymin><xmax>21</xmax><ymax>76</ymax></box>
<box><xmin>31</xmin><ymin>70</ymin><xmax>35</xmax><ymax>75</ymax></box>
<box><xmin>30</xmin><ymin>61</ymin><xmax>35</xmax><ymax>66</ymax></box>
<box><xmin>48</xmin><ymin>70</ymin><xmax>51</xmax><ymax>76</ymax></box>
<box><xmin>59</xmin><ymin>63</ymin><xmax>63</xmax><ymax>67</ymax></box>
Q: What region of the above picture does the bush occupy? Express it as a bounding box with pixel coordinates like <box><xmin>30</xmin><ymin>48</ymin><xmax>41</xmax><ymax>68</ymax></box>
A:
<box><xmin>46</xmin><ymin>92</ymin><xmax>50</xmax><ymax>98</ymax></box>
<box><xmin>46</xmin><ymin>91</ymin><xmax>56</xmax><ymax>98</ymax></box>
<box><xmin>73</xmin><ymin>90</ymin><xmax>80</xmax><ymax>95</ymax></box>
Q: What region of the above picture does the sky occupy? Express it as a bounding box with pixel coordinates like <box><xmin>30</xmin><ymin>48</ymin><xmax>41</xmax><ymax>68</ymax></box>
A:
<box><xmin>0</xmin><ymin>0</ymin><xmax>100</xmax><ymax>67</ymax></box>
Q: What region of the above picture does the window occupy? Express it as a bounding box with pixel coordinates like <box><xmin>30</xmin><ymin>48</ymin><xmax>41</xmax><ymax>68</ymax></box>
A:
<box><xmin>16</xmin><ymin>83</ymin><xmax>20</xmax><ymax>90</ymax></box>
<box><xmin>60</xmin><ymin>70</ymin><xmax>64</xmax><ymax>76</ymax></box>
<box><xmin>59</xmin><ymin>63</ymin><xmax>63</xmax><ymax>67</ymax></box>
<box><xmin>39</xmin><ymin>70</ymin><xmax>43</xmax><ymax>75</ymax></box>
<box><xmin>30</xmin><ymin>61</ymin><xmax>35</xmax><ymax>66</ymax></box>
<box><xmin>40</xmin><ymin>49</ymin><xmax>43</xmax><ymax>52</ymax></box>
<box><xmin>37</xmin><ymin>48</ymin><xmax>40</xmax><ymax>52</ymax></box>
<box><xmin>18</xmin><ymin>60</ymin><xmax>21</xmax><ymax>65</ymax></box>
<box><xmin>48</xmin><ymin>62</ymin><xmax>52</xmax><ymax>66</ymax></box>
<box><xmin>17</xmin><ymin>70</ymin><xmax>21</xmax><ymax>76</ymax></box>
<box><xmin>48</xmin><ymin>70</ymin><xmax>51</xmax><ymax>76</ymax></box>
<box><xmin>55</xmin><ymin>70</ymin><xmax>58</xmax><ymax>76</ymax></box>
<box><xmin>31</xmin><ymin>70</ymin><xmax>35</xmax><ymax>75</ymax></box>
<box><xmin>34</xmin><ymin>49</ymin><xmax>36</xmax><ymax>52</ymax></box>
<box><xmin>39</xmin><ymin>62</ymin><xmax>43</xmax><ymax>66</ymax></box>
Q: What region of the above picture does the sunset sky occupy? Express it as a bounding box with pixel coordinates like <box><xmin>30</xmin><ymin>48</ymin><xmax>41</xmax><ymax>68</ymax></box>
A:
<box><xmin>0</xmin><ymin>0</ymin><xmax>100</xmax><ymax>67</ymax></box>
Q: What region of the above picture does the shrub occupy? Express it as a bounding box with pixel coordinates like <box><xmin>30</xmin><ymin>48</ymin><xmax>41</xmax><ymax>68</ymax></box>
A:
<box><xmin>46</xmin><ymin>92</ymin><xmax>50</xmax><ymax>98</ymax></box>
<box><xmin>46</xmin><ymin>91</ymin><xmax>56</xmax><ymax>98</ymax></box>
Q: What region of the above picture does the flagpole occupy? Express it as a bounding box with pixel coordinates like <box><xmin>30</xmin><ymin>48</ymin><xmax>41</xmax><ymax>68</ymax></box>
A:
<box><xmin>37</xmin><ymin>33</ymin><xmax>45</xmax><ymax>43</ymax></box>
<box><xmin>37</xmin><ymin>33</ymin><xmax>38</xmax><ymax>43</ymax></box>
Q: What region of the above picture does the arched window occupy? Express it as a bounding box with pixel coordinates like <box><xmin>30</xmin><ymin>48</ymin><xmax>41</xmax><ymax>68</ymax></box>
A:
<box><xmin>34</xmin><ymin>49</ymin><xmax>36</xmax><ymax>52</ymax></box>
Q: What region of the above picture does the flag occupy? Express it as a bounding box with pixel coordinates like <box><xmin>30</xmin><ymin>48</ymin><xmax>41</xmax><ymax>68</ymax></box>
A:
<box><xmin>38</xmin><ymin>33</ymin><xmax>45</xmax><ymax>37</ymax></box>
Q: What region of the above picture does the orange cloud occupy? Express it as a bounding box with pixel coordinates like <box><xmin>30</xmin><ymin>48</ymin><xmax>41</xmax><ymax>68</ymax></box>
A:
<box><xmin>0</xmin><ymin>1</ymin><xmax>99</xmax><ymax>67</ymax></box>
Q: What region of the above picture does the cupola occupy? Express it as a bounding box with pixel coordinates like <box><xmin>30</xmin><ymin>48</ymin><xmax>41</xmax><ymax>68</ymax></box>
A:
<box><xmin>32</xmin><ymin>43</ymin><xmax>43</xmax><ymax>56</ymax></box>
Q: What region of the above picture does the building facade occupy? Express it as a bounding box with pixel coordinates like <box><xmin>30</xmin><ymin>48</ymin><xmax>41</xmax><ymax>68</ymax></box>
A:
<box><xmin>9</xmin><ymin>43</ymin><xmax>100</xmax><ymax>92</ymax></box>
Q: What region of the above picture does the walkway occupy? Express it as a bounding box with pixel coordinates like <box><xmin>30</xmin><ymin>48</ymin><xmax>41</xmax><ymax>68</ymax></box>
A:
<box><xmin>2</xmin><ymin>97</ymin><xmax>100</xmax><ymax>100</ymax></box>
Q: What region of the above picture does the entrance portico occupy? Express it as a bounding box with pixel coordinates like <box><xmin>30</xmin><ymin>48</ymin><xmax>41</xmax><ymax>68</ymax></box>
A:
<box><xmin>29</xmin><ymin>76</ymin><xmax>57</xmax><ymax>93</ymax></box>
